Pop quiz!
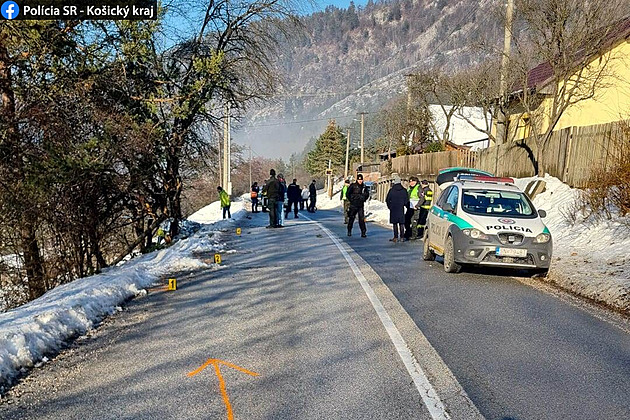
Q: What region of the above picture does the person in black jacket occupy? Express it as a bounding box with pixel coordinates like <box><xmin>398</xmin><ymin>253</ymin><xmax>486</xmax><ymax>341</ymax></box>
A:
<box><xmin>285</xmin><ymin>179</ymin><xmax>301</xmax><ymax>218</ymax></box>
<box><xmin>308</xmin><ymin>180</ymin><xmax>317</xmax><ymax>212</ymax></box>
<box><xmin>262</xmin><ymin>169</ymin><xmax>280</xmax><ymax>228</ymax></box>
<box><xmin>385</xmin><ymin>175</ymin><xmax>409</xmax><ymax>242</ymax></box>
<box><xmin>346</xmin><ymin>174</ymin><xmax>370</xmax><ymax>237</ymax></box>
<box><xmin>251</xmin><ymin>182</ymin><xmax>260</xmax><ymax>213</ymax></box>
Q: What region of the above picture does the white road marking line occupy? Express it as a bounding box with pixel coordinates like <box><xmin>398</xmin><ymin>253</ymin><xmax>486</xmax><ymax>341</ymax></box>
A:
<box><xmin>308</xmin><ymin>217</ymin><xmax>451</xmax><ymax>420</ymax></box>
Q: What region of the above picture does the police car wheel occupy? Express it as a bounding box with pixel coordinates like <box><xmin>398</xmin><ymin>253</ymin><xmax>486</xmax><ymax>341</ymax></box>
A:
<box><xmin>443</xmin><ymin>236</ymin><xmax>461</xmax><ymax>273</ymax></box>
<box><xmin>422</xmin><ymin>229</ymin><xmax>435</xmax><ymax>261</ymax></box>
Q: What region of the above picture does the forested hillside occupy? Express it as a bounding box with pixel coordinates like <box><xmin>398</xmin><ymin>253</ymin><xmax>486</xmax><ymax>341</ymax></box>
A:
<box><xmin>250</xmin><ymin>0</ymin><xmax>502</xmax><ymax>122</ymax></box>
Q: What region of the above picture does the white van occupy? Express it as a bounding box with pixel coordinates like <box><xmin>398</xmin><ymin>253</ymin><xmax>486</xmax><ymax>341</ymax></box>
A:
<box><xmin>423</xmin><ymin>173</ymin><xmax>552</xmax><ymax>273</ymax></box>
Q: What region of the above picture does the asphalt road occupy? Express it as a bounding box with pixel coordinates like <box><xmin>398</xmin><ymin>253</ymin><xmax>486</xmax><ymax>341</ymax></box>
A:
<box><xmin>1</xmin><ymin>207</ymin><xmax>628</xmax><ymax>420</ymax></box>
<box><xmin>0</xmin><ymin>210</ymin><xmax>474</xmax><ymax>420</ymax></box>
<box><xmin>313</xmin><ymin>207</ymin><xmax>630</xmax><ymax>420</ymax></box>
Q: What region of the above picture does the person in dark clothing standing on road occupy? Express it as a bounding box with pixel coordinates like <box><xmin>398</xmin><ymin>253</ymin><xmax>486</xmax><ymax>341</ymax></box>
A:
<box><xmin>285</xmin><ymin>179</ymin><xmax>301</xmax><ymax>219</ymax></box>
<box><xmin>263</xmin><ymin>169</ymin><xmax>280</xmax><ymax>228</ymax></box>
<box><xmin>276</xmin><ymin>174</ymin><xmax>287</xmax><ymax>227</ymax></box>
<box><xmin>308</xmin><ymin>180</ymin><xmax>317</xmax><ymax>212</ymax></box>
<box><xmin>347</xmin><ymin>174</ymin><xmax>369</xmax><ymax>237</ymax></box>
<box><xmin>386</xmin><ymin>175</ymin><xmax>409</xmax><ymax>242</ymax></box>
<box><xmin>251</xmin><ymin>182</ymin><xmax>260</xmax><ymax>213</ymax></box>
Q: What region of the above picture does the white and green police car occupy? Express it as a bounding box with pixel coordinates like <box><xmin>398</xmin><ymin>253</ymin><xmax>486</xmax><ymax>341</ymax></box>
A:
<box><xmin>423</xmin><ymin>173</ymin><xmax>552</xmax><ymax>273</ymax></box>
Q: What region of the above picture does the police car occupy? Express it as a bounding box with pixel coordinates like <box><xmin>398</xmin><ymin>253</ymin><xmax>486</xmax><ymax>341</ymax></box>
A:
<box><xmin>422</xmin><ymin>174</ymin><xmax>552</xmax><ymax>273</ymax></box>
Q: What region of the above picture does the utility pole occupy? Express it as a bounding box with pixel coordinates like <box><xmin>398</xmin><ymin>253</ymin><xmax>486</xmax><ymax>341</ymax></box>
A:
<box><xmin>357</xmin><ymin>112</ymin><xmax>366</xmax><ymax>168</ymax></box>
<box><xmin>496</xmin><ymin>0</ymin><xmax>514</xmax><ymax>146</ymax></box>
<box><xmin>327</xmin><ymin>159</ymin><xmax>332</xmax><ymax>198</ymax></box>
<box><xmin>344</xmin><ymin>129</ymin><xmax>351</xmax><ymax>179</ymax></box>
<box><xmin>249</xmin><ymin>145</ymin><xmax>252</xmax><ymax>189</ymax></box>
<box><xmin>223</xmin><ymin>104</ymin><xmax>232</xmax><ymax>195</ymax></box>
<box><xmin>217</xmin><ymin>128</ymin><xmax>222</xmax><ymax>187</ymax></box>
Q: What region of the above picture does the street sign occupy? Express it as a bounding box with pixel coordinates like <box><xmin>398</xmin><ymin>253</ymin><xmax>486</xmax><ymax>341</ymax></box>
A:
<box><xmin>325</xmin><ymin>169</ymin><xmax>333</xmax><ymax>175</ymax></box>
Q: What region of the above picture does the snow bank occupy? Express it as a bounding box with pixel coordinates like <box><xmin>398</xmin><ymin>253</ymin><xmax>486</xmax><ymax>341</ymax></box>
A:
<box><xmin>0</xmin><ymin>199</ymin><xmax>246</xmax><ymax>390</ymax></box>
<box><xmin>514</xmin><ymin>175</ymin><xmax>630</xmax><ymax>312</ymax></box>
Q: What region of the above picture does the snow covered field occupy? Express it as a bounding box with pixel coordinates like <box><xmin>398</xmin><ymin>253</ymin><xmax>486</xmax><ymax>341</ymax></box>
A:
<box><xmin>0</xmin><ymin>176</ymin><xmax>628</xmax><ymax>391</ymax></box>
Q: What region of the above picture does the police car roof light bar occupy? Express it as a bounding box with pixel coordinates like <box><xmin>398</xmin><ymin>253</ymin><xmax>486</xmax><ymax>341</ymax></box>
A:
<box><xmin>457</xmin><ymin>174</ymin><xmax>515</xmax><ymax>184</ymax></box>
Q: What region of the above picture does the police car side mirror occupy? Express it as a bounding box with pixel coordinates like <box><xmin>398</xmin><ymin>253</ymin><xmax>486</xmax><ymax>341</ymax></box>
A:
<box><xmin>443</xmin><ymin>203</ymin><xmax>455</xmax><ymax>213</ymax></box>
<box><xmin>538</xmin><ymin>209</ymin><xmax>547</xmax><ymax>218</ymax></box>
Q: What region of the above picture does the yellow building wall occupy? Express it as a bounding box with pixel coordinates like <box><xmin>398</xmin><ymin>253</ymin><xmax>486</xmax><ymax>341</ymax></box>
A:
<box><xmin>555</xmin><ymin>40</ymin><xmax>630</xmax><ymax>129</ymax></box>
<box><xmin>505</xmin><ymin>39</ymin><xmax>630</xmax><ymax>140</ymax></box>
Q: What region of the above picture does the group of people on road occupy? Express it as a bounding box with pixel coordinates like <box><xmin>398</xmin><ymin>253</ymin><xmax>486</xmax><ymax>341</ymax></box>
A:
<box><xmin>216</xmin><ymin>167</ymin><xmax>321</xmax><ymax>226</ymax></box>
<box><xmin>385</xmin><ymin>176</ymin><xmax>432</xmax><ymax>242</ymax></box>
<box><xmin>254</xmin><ymin>169</ymin><xmax>318</xmax><ymax>228</ymax></box>
<box><xmin>245</xmin><ymin>168</ymin><xmax>431</xmax><ymax>242</ymax></box>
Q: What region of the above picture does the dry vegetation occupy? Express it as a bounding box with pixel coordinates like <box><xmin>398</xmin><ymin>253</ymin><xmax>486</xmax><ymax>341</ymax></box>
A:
<box><xmin>563</xmin><ymin>124</ymin><xmax>630</xmax><ymax>224</ymax></box>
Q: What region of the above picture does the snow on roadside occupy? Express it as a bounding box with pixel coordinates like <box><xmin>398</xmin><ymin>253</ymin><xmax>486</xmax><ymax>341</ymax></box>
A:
<box><xmin>514</xmin><ymin>175</ymin><xmax>630</xmax><ymax>312</ymax></box>
<box><xmin>0</xmin><ymin>200</ymin><xmax>246</xmax><ymax>390</ymax></box>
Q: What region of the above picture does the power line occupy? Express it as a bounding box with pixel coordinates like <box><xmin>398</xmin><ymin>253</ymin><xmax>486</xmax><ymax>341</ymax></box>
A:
<box><xmin>239</xmin><ymin>114</ymin><xmax>359</xmax><ymax>129</ymax></box>
<box><xmin>273</xmin><ymin>91</ymin><xmax>363</xmax><ymax>98</ymax></box>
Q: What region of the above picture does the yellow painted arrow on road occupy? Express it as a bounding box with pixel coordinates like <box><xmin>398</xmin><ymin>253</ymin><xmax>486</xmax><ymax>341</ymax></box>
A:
<box><xmin>188</xmin><ymin>359</ymin><xmax>259</xmax><ymax>420</ymax></box>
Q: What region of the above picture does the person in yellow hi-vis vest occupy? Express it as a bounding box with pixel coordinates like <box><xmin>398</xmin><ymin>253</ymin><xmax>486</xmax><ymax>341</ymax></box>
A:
<box><xmin>405</xmin><ymin>176</ymin><xmax>421</xmax><ymax>240</ymax></box>
<box><xmin>217</xmin><ymin>186</ymin><xmax>231</xmax><ymax>219</ymax></box>
<box><xmin>341</xmin><ymin>178</ymin><xmax>350</xmax><ymax>224</ymax></box>
<box><xmin>417</xmin><ymin>179</ymin><xmax>433</xmax><ymax>237</ymax></box>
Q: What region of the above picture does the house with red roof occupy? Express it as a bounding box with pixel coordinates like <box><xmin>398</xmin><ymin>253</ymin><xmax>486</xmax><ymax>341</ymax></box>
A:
<box><xmin>498</xmin><ymin>17</ymin><xmax>630</xmax><ymax>141</ymax></box>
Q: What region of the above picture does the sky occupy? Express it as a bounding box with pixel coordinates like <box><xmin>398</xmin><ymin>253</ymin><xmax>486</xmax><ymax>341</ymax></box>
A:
<box><xmin>1</xmin><ymin>175</ymin><xmax>628</xmax><ymax>389</ymax></box>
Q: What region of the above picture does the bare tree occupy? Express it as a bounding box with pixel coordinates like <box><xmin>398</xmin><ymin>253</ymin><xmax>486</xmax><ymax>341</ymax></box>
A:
<box><xmin>407</xmin><ymin>68</ymin><xmax>463</xmax><ymax>146</ymax></box>
<box><xmin>377</xmin><ymin>94</ymin><xmax>432</xmax><ymax>156</ymax></box>
<box><xmin>451</xmin><ymin>61</ymin><xmax>502</xmax><ymax>144</ymax></box>
<box><xmin>508</xmin><ymin>0</ymin><xmax>630</xmax><ymax>175</ymax></box>
<box><xmin>147</xmin><ymin>0</ymin><xmax>301</xmax><ymax>237</ymax></box>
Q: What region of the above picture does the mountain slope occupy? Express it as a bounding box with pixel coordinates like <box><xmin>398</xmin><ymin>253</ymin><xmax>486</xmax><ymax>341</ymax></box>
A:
<box><xmin>240</xmin><ymin>0</ymin><xmax>502</xmax><ymax>158</ymax></box>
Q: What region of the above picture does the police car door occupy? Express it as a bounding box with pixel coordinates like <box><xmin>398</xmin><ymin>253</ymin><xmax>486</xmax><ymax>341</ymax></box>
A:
<box><xmin>439</xmin><ymin>186</ymin><xmax>460</xmax><ymax>250</ymax></box>
<box><xmin>429</xmin><ymin>185</ymin><xmax>451</xmax><ymax>253</ymax></box>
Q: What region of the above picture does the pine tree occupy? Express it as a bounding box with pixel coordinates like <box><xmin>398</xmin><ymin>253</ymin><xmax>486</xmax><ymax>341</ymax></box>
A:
<box><xmin>306</xmin><ymin>120</ymin><xmax>346</xmax><ymax>175</ymax></box>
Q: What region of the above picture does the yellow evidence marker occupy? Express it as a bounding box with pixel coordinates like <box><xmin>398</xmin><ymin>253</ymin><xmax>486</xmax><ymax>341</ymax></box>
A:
<box><xmin>236</xmin><ymin>228</ymin><xmax>241</xmax><ymax>235</ymax></box>
<box><xmin>168</xmin><ymin>278</ymin><xmax>177</xmax><ymax>291</ymax></box>
<box><xmin>214</xmin><ymin>253</ymin><xmax>222</xmax><ymax>264</ymax></box>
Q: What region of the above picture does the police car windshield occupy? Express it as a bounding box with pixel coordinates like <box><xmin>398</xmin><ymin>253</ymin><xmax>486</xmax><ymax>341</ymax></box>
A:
<box><xmin>461</xmin><ymin>189</ymin><xmax>535</xmax><ymax>217</ymax></box>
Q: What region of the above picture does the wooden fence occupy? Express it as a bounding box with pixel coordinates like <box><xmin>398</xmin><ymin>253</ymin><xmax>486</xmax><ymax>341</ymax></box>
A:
<box><xmin>388</xmin><ymin>149</ymin><xmax>476</xmax><ymax>179</ymax></box>
<box><xmin>475</xmin><ymin>122</ymin><xmax>627</xmax><ymax>187</ymax></box>
<box><xmin>381</xmin><ymin>121</ymin><xmax>628</xmax><ymax>189</ymax></box>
